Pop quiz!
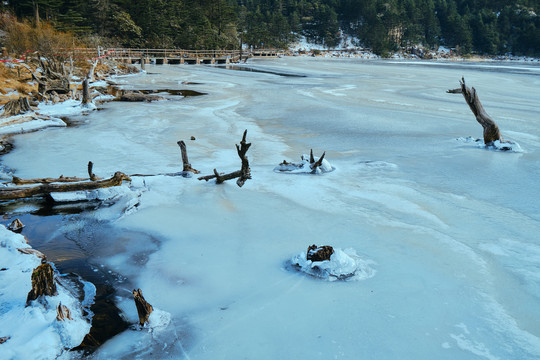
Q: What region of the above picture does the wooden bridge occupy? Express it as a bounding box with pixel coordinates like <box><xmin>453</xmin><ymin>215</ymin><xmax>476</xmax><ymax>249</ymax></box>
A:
<box><xmin>55</xmin><ymin>48</ymin><xmax>281</xmax><ymax>64</ymax></box>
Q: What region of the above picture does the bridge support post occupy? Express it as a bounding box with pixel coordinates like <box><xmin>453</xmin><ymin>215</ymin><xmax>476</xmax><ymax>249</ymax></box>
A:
<box><xmin>180</xmin><ymin>58</ymin><xmax>184</xmax><ymax>64</ymax></box>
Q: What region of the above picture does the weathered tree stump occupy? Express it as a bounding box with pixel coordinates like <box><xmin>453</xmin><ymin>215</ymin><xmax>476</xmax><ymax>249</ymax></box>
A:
<box><xmin>198</xmin><ymin>130</ymin><xmax>252</xmax><ymax>187</ymax></box>
<box><xmin>7</xmin><ymin>218</ymin><xmax>24</xmax><ymax>232</ymax></box>
<box><xmin>448</xmin><ymin>77</ymin><xmax>501</xmax><ymax>144</ymax></box>
<box><xmin>133</xmin><ymin>288</ymin><xmax>153</xmax><ymax>326</ymax></box>
<box><xmin>1</xmin><ymin>97</ymin><xmax>32</xmax><ymax>117</ymax></box>
<box><xmin>56</xmin><ymin>302</ymin><xmax>73</xmax><ymax>321</ymax></box>
<box><xmin>26</xmin><ymin>263</ymin><xmax>58</xmax><ymax>306</ymax></box>
<box><xmin>177</xmin><ymin>140</ymin><xmax>199</xmax><ymax>175</ymax></box>
<box><xmin>307</xmin><ymin>245</ymin><xmax>334</xmax><ymax>262</ymax></box>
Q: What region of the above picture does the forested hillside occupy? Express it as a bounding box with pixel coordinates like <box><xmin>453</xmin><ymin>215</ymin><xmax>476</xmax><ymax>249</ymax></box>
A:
<box><xmin>2</xmin><ymin>0</ymin><xmax>539</xmax><ymax>56</ymax></box>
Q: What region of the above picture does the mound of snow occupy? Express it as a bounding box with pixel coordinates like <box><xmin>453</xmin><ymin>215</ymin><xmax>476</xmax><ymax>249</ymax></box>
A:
<box><xmin>457</xmin><ymin>137</ymin><xmax>523</xmax><ymax>152</ymax></box>
<box><xmin>274</xmin><ymin>154</ymin><xmax>334</xmax><ymax>174</ymax></box>
<box><xmin>291</xmin><ymin>247</ymin><xmax>375</xmax><ymax>281</ymax></box>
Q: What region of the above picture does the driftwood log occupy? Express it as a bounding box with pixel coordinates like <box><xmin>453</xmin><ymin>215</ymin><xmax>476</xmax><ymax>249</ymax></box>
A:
<box><xmin>0</xmin><ymin>171</ymin><xmax>130</xmax><ymax>201</ymax></box>
<box><xmin>133</xmin><ymin>288</ymin><xmax>153</xmax><ymax>326</ymax></box>
<box><xmin>198</xmin><ymin>130</ymin><xmax>252</xmax><ymax>187</ymax></box>
<box><xmin>1</xmin><ymin>97</ymin><xmax>32</xmax><ymax>117</ymax></box>
<box><xmin>448</xmin><ymin>77</ymin><xmax>501</xmax><ymax>144</ymax></box>
<box><xmin>26</xmin><ymin>263</ymin><xmax>57</xmax><ymax>306</ymax></box>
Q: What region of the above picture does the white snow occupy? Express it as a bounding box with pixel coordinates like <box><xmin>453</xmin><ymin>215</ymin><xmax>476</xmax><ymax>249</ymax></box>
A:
<box><xmin>0</xmin><ymin>226</ymin><xmax>91</xmax><ymax>359</ymax></box>
<box><xmin>0</xmin><ymin>114</ymin><xmax>66</xmax><ymax>135</ymax></box>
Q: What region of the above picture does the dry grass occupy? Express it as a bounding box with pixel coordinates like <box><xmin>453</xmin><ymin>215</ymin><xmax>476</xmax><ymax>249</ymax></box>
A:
<box><xmin>0</xmin><ymin>63</ymin><xmax>38</xmax><ymax>106</ymax></box>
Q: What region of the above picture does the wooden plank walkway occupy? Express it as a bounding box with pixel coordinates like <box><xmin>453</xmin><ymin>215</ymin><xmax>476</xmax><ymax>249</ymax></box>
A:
<box><xmin>53</xmin><ymin>48</ymin><xmax>281</xmax><ymax>64</ymax></box>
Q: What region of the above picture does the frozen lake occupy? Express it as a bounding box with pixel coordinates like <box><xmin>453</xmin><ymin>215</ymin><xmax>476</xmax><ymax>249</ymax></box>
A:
<box><xmin>2</xmin><ymin>57</ymin><xmax>540</xmax><ymax>359</ymax></box>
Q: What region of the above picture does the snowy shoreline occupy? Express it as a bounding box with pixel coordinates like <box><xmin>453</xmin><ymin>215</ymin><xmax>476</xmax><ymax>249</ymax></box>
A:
<box><xmin>0</xmin><ymin>225</ymin><xmax>92</xmax><ymax>359</ymax></box>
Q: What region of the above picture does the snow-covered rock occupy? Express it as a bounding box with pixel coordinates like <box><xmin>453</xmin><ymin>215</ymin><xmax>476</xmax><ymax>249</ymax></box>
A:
<box><xmin>291</xmin><ymin>247</ymin><xmax>376</xmax><ymax>281</ymax></box>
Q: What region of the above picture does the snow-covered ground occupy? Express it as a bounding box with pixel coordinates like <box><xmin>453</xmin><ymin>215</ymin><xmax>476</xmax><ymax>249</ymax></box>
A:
<box><xmin>1</xmin><ymin>57</ymin><xmax>540</xmax><ymax>359</ymax></box>
<box><xmin>0</xmin><ymin>225</ymin><xmax>92</xmax><ymax>359</ymax></box>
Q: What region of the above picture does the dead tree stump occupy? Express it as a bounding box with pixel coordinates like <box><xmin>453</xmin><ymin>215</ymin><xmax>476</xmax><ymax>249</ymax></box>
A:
<box><xmin>308</xmin><ymin>149</ymin><xmax>327</xmax><ymax>174</ymax></box>
<box><xmin>1</xmin><ymin>97</ymin><xmax>31</xmax><ymax>117</ymax></box>
<box><xmin>448</xmin><ymin>77</ymin><xmax>501</xmax><ymax>144</ymax></box>
<box><xmin>307</xmin><ymin>245</ymin><xmax>334</xmax><ymax>262</ymax></box>
<box><xmin>7</xmin><ymin>218</ymin><xmax>24</xmax><ymax>232</ymax></box>
<box><xmin>177</xmin><ymin>140</ymin><xmax>199</xmax><ymax>175</ymax></box>
<box><xmin>133</xmin><ymin>288</ymin><xmax>153</xmax><ymax>326</ymax></box>
<box><xmin>26</xmin><ymin>263</ymin><xmax>58</xmax><ymax>306</ymax></box>
<box><xmin>81</xmin><ymin>77</ymin><xmax>91</xmax><ymax>105</ymax></box>
<box><xmin>56</xmin><ymin>302</ymin><xmax>73</xmax><ymax>321</ymax></box>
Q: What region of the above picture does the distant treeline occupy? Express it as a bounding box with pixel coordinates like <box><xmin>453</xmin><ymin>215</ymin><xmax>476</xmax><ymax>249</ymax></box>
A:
<box><xmin>3</xmin><ymin>0</ymin><xmax>540</xmax><ymax>56</ymax></box>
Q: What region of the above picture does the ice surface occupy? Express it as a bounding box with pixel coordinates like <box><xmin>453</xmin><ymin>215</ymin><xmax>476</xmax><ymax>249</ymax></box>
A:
<box><xmin>2</xmin><ymin>58</ymin><xmax>540</xmax><ymax>359</ymax></box>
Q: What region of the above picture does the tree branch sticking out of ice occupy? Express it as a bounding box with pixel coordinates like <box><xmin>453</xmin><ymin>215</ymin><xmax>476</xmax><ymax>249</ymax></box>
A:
<box><xmin>275</xmin><ymin>149</ymin><xmax>334</xmax><ymax>174</ymax></box>
<box><xmin>449</xmin><ymin>78</ymin><xmax>522</xmax><ymax>152</ymax></box>
<box><xmin>290</xmin><ymin>247</ymin><xmax>376</xmax><ymax>281</ymax></box>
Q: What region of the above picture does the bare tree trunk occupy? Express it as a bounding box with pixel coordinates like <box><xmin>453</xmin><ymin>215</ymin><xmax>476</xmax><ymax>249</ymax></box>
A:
<box><xmin>177</xmin><ymin>140</ymin><xmax>199</xmax><ymax>174</ymax></box>
<box><xmin>448</xmin><ymin>77</ymin><xmax>501</xmax><ymax>144</ymax></box>
<box><xmin>81</xmin><ymin>77</ymin><xmax>92</xmax><ymax>105</ymax></box>
<box><xmin>88</xmin><ymin>59</ymin><xmax>98</xmax><ymax>82</ymax></box>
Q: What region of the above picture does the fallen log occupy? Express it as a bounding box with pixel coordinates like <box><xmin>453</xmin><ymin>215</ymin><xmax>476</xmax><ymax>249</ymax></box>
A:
<box><xmin>12</xmin><ymin>174</ymin><xmax>90</xmax><ymax>185</ymax></box>
<box><xmin>0</xmin><ymin>172</ymin><xmax>131</xmax><ymax>201</ymax></box>
<box><xmin>448</xmin><ymin>77</ymin><xmax>501</xmax><ymax>144</ymax></box>
<box><xmin>26</xmin><ymin>263</ymin><xmax>57</xmax><ymax>306</ymax></box>
<box><xmin>198</xmin><ymin>130</ymin><xmax>251</xmax><ymax>187</ymax></box>
<box><xmin>133</xmin><ymin>288</ymin><xmax>153</xmax><ymax>326</ymax></box>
